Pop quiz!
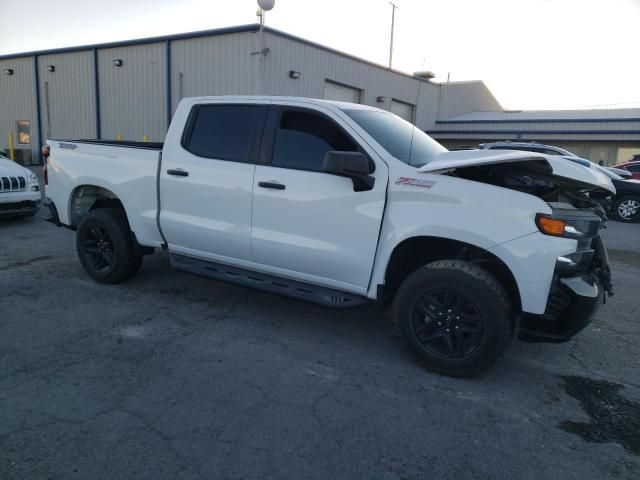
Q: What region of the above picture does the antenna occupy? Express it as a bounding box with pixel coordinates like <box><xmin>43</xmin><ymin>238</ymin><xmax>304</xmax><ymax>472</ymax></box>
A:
<box><xmin>408</xmin><ymin>57</ymin><xmax>426</xmax><ymax>165</ymax></box>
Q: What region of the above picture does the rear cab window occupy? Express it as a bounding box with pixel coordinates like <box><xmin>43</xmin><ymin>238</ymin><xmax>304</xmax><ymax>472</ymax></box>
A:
<box><xmin>182</xmin><ymin>104</ymin><xmax>267</xmax><ymax>162</ymax></box>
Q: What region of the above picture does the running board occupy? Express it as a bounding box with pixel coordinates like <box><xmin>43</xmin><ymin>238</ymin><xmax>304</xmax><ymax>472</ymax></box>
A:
<box><xmin>170</xmin><ymin>254</ymin><xmax>369</xmax><ymax>309</ymax></box>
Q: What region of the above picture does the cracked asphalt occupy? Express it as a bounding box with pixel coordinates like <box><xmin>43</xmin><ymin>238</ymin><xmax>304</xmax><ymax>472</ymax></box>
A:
<box><xmin>1</xmin><ymin>211</ymin><xmax>639</xmax><ymax>479</ymax></box>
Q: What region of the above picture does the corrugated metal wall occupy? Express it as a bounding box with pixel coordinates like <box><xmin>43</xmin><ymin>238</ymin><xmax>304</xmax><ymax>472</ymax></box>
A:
<box><xmin>37</xmin><ymin>50</ymin><xmax>96</xmax><ymax>141</ymax></box>
<box><xmin>0</xmin><ymin>56</ymin><xmax>38</xmax><ymax>164</ymax></box>
<box><xmin>170</xmin><ymin>32</ymin><xmax>260</xmax><ymax>113</ymax></box>
<box><xmin>261</xmin><ymin>32</ymin><xmax>441</xmax><ymax>129</ymax></box>
<box><xmin>437</xmin><ymin>81</ymin><xmax>502</xmax><ymax>120</ymax></box>
<box><xmin>98</xmin><ymin>42</ymin><xmax>167</xmax><ymax>141</ymax></box>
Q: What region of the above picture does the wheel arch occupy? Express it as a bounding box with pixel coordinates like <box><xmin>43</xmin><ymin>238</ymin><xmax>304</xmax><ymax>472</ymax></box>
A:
<box><xmin>68</xmin><ymin>184</ymin><xmax>129</xmax><ymax>229</ymax></box>
<box><xmin>379</xmin><ymin>235</ymin><xmax>522</xmax><ymax>313</ymax></box>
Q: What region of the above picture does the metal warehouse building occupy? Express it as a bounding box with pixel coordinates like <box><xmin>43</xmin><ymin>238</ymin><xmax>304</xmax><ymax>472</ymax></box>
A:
<box><xmin>429</xmin><ymin>108</ymin><xmax>640</xmax><ymax>166</ymax></box>
<box><xmin>2</xmin><ymin>23</ymin><xmax>638</xmax><ymax>167</ymax></box>
<box><xmin>0</xmin><ymin>24</ymin><xmax>500</xmax><ymax>165</ymax></box>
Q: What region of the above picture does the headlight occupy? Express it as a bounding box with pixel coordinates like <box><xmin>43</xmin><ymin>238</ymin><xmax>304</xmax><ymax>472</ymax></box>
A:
<box><xmin>28</xmin><ymin>172</ymin><xmax>38</xmax><ymax>183</ymax></box>
<box><xmin>536</xmin><ymin>210</ymin><xmax>601</xmax><ymax>239</ymax></box>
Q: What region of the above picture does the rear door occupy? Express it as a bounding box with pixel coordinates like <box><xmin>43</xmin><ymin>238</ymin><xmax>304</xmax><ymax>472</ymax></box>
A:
<box><xmin>251</xmin><ymin>102</ymin><xmax>388</xmax><ymax>293</ymax></box>
<box><xmin>160</xmin><ymin>100</ymin><xmax>268</xmax><ymax>262</ymax></box>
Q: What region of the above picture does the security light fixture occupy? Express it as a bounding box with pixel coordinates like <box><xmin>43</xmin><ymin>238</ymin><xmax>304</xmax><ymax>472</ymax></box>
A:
<box><xmin>4</xmin><ymin>68</ymin><xmax>14</xmax><ymax>75</ymax></box>
<box><xmin>376</xmin><ymin>96</ymin><xmax>387</xmax><ymax>103</ymax></box>
<box><xmin>47</xmin><ymin>65</ymin><xmax>55</xmax><ymax>72</ymax></box>
<box><xmin>113</xmin><ymin>59</ymin><xmax>123</xmax><ymax>67</ymax></box>
<box><xmin>289</xmin><ymin>70</ymin><xmax>301</xmax><ymax>79</ymax></box>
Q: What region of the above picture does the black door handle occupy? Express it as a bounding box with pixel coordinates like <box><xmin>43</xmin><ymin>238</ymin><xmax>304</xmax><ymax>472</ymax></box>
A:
<box><xmin>258</xmin><ymin>181</ymin><xmax>286</xmax><ymax>190</ymax></box>
<box><xmin>167</xmin><ymin>169</ymin><xmax>189</xmax><ymax>177</ymax></box>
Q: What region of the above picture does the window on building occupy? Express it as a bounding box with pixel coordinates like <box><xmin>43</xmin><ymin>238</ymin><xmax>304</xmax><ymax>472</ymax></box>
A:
<box><xmin>183</xmin><ymin>105</ymin><xmax>266</xmax><ymax>162</ymax></box>
<box><xmin>272</xmin><ymin>109</ymin><xmax>359</xmax><ymax>172</ymax></box>
<box><xmin>17</xmin><ymin>120</ymin><xmax>31</xmax><ymax>144</ymax></box>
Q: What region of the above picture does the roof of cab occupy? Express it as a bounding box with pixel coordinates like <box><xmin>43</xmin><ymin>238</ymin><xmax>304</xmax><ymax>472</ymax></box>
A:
<box><xmin>179</xmin><ymin>95</ymin><xmax>385</xmax><ymax>112</ymax></box>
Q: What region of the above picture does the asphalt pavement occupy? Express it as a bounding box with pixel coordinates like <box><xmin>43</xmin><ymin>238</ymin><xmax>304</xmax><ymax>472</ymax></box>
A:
<box><xmin>1</xmin><ymin>213</ymin><xmax>639</xmax><ymax>480</ymax></box>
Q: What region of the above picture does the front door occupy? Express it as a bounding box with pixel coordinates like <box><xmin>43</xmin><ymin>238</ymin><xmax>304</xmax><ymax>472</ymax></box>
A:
<box><xmin>251</xmin><ymin>104</ymin><xmax>388</xmax><ymax>293</ymax></box>
<box><xmin>160</xmin><ymin>101</ymin><xmax>268</xmax><ymax>262</ymax></box>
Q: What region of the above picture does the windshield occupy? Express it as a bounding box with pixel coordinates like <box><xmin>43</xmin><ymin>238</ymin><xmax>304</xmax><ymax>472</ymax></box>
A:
<box><xmin>344</xmin><ymin>109</ymin><xmax>447</xmax><ymax>167</ymax></box>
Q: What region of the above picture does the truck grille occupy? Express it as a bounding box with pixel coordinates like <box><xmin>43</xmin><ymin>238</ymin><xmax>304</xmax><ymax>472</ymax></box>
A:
<box><xmin>0</xmin><ymin>176</ymin><xmax>26</xmax><ymax>192</ymax></box>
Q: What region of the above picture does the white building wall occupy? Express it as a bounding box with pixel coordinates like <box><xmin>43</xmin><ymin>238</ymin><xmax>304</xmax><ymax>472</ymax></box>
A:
<box><xmin>0</xmin><ymin>56</ymin><xmax>38</xmax><ymax>164</ymax></box>
<box><xmin>98</xmin><ymin>42</ymin><xmax>167</xmax><ymax>142</ymax></box>
<box><xmin>37</xmin><ymin>50</ymin><xmax>96</xmax><ymax>142</ymax></box>
<box><xmin>170</xmin><ymin>31</ymin><xmax>261</xmax><ymax>114</ymax></box>
<box><xmin>437</xmin><ymin>81</ymin><xmax>502</xmax><ymax>120</ymax></box>
<box><xmin>261</xmin><ymin>32</ymin><xmax>441</xmax><ymax>130</ymax></box>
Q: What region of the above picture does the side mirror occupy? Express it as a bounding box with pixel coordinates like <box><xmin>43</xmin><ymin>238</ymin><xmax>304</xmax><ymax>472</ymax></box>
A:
<box><xmin>322</xmin><ymin>151</ymin><xmax>375</xmax><ymax>191</ymax></box>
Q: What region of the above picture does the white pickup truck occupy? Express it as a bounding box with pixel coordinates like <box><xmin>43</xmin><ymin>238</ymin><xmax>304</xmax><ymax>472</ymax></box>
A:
<box><xmin>43</xmin><ymin>96</ymin><xmax>615</xmax><ymax>377</ymax></box>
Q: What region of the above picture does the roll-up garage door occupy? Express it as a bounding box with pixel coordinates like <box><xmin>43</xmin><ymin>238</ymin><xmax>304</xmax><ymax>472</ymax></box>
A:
<box><xmin>390</xmin><ymin>99</ymin><xmax>414</xmax><ymax>122</ymax></box>
<box><xmin>323</xmin><ymin>81</ymin><xmax>361</xmax><ymax>104</ymax></box>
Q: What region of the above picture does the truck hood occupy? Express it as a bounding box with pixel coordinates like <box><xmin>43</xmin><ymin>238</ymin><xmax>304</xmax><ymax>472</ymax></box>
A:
<box><xmin>419</xmin><ymin>150</ymin><xmax>615</xmax><ymax>194</ymax></box>
<box><xmin>0</xmin><ymin>156</ymin><xmax>30</xmax><ymax>177</ymax></box>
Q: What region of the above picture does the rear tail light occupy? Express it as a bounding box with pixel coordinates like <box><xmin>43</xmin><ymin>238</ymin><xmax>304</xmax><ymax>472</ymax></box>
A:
<box><xmin>41</xmin><ymin>146</ymin><xmax>50</xmax><ymax>186</ymax></box>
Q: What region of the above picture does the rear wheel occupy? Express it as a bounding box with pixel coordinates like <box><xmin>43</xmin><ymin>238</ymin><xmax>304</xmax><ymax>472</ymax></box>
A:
<box><xmin>76</xmin><ymin>208</ymin><xmax>143</xmax><ymax>283</ymax></box>
<box><xmin>612</xmin><ymin>195</ymin><xmax>640</xmax><ymax>222</ymax></box>
<box><xmin>393</xmin><ymin>260</ymin><xmax>513</xmax><ymax>377</ymax></box>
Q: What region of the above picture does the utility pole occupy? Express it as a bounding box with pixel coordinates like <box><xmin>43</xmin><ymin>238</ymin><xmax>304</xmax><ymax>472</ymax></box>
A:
<box><xmin>388</xmin><ymin>2</ymin><xmax>398</xmax><ymax>68</ymax></box>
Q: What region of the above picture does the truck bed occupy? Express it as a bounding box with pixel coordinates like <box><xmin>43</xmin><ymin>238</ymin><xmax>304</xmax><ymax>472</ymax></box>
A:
<box><xmin>45</xmin><ymin>139</ymin><xmax>165</xmax><ymax>247</ymax></box>
<box><xmin>73</xmin><ymin>139</ymin><xmax>164</xmax><ymax>150</ymax></box>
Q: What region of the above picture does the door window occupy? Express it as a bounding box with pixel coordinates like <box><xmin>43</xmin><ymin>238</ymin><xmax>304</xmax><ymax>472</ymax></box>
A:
<box><xmin>626</xmin><ymin>164</ymin><xmax>640</xmax><ymax>172</ymax></box>
<box><xmin>272</xmin><ymin>109</ymin><xmax>359</xmax><ymax>172</ymax></box>
<box><xmin>183</xmin><ymin>104</ymin><xmax>266</xmax><ymax>162</ymax></box>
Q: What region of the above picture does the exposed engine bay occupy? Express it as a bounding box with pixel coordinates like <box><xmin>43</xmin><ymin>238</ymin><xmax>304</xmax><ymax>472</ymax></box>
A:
<box><xmin>449</xmin><ymin>160</ymin><xmax>612</xmax><ymax>221</ymax></box>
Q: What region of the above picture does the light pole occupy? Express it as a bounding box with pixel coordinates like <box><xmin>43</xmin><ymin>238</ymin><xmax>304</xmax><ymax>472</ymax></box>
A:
<box><xmin>388</xmin><ymin>2</ymin><xmax>398</xmax><ymax>68</ymax></box>
<box><xmin>257</xmin><ymin>0</ymin><xmax>275</xmax><ymax>56</ymax></box>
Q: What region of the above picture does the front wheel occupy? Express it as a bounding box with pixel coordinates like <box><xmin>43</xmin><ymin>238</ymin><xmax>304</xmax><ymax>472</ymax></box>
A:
<box><xmin>612</xmin><ymin>195</ymin><xmax>640</xmax><ymax>223</ymax></box>
<box><xmin>76</xmin><ymin>208</ymin><xmax>143</xmax><ymax>284</ymax></box>
<box><xmin>392</xmin><ymin>260</ymin><xmax>513</xmax><ymax>378</ymax></box>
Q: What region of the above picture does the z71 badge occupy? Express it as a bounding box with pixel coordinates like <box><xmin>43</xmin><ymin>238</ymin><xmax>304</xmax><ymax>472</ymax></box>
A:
<box><xmin>395</xmin><ymin>177</ymin><xmax>436</xmax><ymax>189</ymax></box>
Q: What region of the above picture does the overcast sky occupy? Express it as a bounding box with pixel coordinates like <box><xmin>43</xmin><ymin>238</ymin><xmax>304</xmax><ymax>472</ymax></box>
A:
<box><xmin>1</xmin><ymin>0</ymin><xmax>638</xmax><ymax>111</ymax></box>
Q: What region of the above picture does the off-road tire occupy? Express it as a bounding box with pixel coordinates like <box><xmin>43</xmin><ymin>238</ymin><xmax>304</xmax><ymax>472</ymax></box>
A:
<box><xmin>392</xmin><ymin>260</ymin><xmax>513</xmax><ymax>378</ymax></box>
<box><xmin>76</xmin><ymin>208</ymin><xmax>143</xmax><ymax>284</ymax></box>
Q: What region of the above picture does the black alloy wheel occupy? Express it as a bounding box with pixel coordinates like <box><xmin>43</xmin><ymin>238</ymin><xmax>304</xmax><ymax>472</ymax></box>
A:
<box><xmin>410</xmin><ymin>288</ymin><xmax>485</xmax><ymax>360</ymax></box>
<box><xmin>83</xmin><ymin>226</ymin><xmax>115</xmax><ymax>271</ymax></box>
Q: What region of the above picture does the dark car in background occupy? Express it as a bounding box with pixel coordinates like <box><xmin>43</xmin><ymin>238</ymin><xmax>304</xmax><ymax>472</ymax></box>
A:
<box><xmin>590</xmin><ymin>165</ymin><xmax>640</xmax><ymax>222</ymax></box>
<box><xmin>614</xmin><ymin>160</ymin><xmax>640</xmax><ymax>180</ymax></box>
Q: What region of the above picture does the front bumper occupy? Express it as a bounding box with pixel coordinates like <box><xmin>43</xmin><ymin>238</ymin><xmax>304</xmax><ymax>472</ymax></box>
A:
<box><xmin>0</xmin><ymin>199</ymin><xmax>41</xmax><ymax>217</ymax></box>
<box><xmin>518</xmin><ymin>235</ymin><xmax>611</xmax><ymax>343</ymax></box>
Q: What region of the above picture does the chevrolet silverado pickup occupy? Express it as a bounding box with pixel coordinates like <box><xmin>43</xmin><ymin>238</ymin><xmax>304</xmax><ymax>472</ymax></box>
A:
<box><xmin>43</xmin><ymin>96</ymin><xmax>615</xmax><ymax>377</ymax></box>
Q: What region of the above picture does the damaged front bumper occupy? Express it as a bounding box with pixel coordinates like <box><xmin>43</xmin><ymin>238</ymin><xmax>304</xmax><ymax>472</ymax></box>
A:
<box><xmin>519</xmin><ymin>235</ymin><xmax>612</xmax><ymax>343</ymax></box>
